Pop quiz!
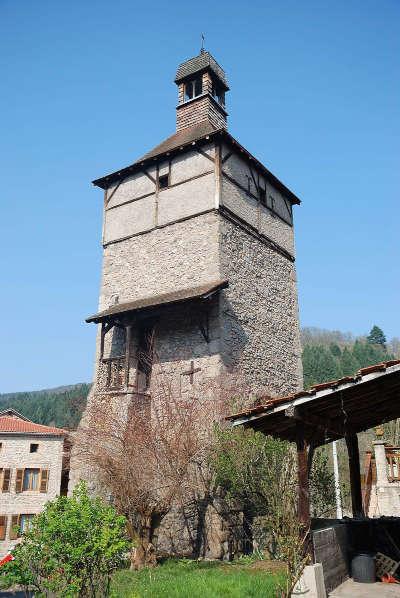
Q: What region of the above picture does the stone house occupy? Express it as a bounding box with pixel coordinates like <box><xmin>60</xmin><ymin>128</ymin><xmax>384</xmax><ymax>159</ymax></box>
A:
<box><xmin>0</xmin><ymin>409</ymin><xmax>68</xmax><ymax>557</ymax></box>
<box><xmin>71</xmin><ymin>49</ymin><xmax>304</xmax><ymax>556</ymax></box>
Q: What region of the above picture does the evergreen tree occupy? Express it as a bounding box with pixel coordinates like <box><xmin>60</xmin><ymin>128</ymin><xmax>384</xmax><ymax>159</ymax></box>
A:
<box><xmin>340</xmin><ymin>347</ymin><xmax>359</xmax><ymax>376</ymax></box>
<box><xmin>367</xmin><ymin>325</ymin><xmax>387</xmax><ymax>347</ymax></box>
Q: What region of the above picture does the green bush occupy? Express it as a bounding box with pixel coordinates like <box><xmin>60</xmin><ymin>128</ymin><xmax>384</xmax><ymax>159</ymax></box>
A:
<box><xmin>1</xmin><ymin>482</ymin><xmax>129</xmax><ymax>597</ymax></box>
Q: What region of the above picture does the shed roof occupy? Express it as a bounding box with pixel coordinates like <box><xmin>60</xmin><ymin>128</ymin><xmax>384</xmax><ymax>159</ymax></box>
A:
<box><xmin>227</xmin><ymin>360</ymin><xmax>400</xmax><ymax>446</ymax></box>
<box><xmin>86</xmin><ymin>280</ymin><xmax>228</xmax><ymax>324</ymax></box>
<box><xmin>0</xmin><ymin>409</ymin><xmax>68</xmax><ymax>436</ymax></box>
<box><xmin>175</xmin><ymin>51</ymin><xmax>229</xmax><ymax>89</ymax></box>
<box><xmin>92</xmin><ymin>124</ymin><xmax>301</xmax><ymax>206</ymax></box>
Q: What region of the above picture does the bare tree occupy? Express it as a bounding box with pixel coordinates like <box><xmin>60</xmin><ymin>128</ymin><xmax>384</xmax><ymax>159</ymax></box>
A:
<box><xmin>76</xmin><ymin>361</ymin><xmax>221</xmax><ymax>569</ymax></box>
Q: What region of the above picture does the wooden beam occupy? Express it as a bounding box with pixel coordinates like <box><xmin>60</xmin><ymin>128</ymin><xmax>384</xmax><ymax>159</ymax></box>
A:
<box><xmin>296</xmin><ymin>422</ymin><xmax>310</xmax><ymax>527</ymax></box>
<box><xmin>194</xmin><ymin>146</ymin><xmax>215</xmax><ymax>163</ymax></box>
<box><xmin>215</xmin><ymin>141</ymin><xmax>222</xmax><ymax>209</ymax></box>
<box><xmin>125</xmin><ymin>325</ymin><xmax>132</xmax><ymax>390</ymax></box>
<box><xmin>285</xmin><ymin>405</ymin><xmax>347</xmax><ymax>439</ymax></box>
<box><xmin>345</xmin><ymin>433</ymin><xmax>364</xmax><ymax>517</ymax></box>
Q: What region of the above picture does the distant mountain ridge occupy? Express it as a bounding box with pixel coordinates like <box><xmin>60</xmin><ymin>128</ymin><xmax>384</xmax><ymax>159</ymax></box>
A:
<box><xmin>0</xmin><ymin>383</ymin><xmax>91</xmax><ymax>430</ymax></box>
<box><xmin>0</xmin><ymin>383</ymin><xmax>90</xmax><ymax>402</ymax></box>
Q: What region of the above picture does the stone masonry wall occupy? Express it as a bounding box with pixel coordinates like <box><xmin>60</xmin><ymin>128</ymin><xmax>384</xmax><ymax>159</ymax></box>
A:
<box><xmin>0</xmin><ymin>435</ymin><xmax>64</xmax><ymax>557</ymax></box>
<box><xmin>218</xmin><ymin>216</ymin><xmax>303</xmax><ymax>396</ymax></box>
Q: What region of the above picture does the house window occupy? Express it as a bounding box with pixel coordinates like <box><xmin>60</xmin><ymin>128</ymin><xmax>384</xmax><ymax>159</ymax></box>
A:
<box><xmin>20</xmin><ymin>514</ymin><xmax>34</xmax><ymax>534</ymax></box>
<box><xmin>9</xmin><ymin>514</ymin><xmax>34</xmax><ymax>539</ymax></box>
<box><xmin>185</xmin><ymin>77</ymin><xmax>202</xmax><ymax>100</ymax></box>
<box><xmin>15</xmin><ymin>468</ymin><xmax>49</xmax><ymax>493</ymax></box>
<box><xmin>158</xmin><ymin>174</ymin><xmax>169</xmax><ymax>190</ymax></box>
<box><xmin>30</xmin><ymin>443</ymin><xmax>39</xmax><ymax>453</ymax></box>
<box><xmin>23</xmin><ymin>468</ymin><xmax>40</xmax><ymax>491</ymax></box>
<box><xmin>259</xmin><ymin>187</ymin><xmax>266</xmax><ymax>205</ymax></box>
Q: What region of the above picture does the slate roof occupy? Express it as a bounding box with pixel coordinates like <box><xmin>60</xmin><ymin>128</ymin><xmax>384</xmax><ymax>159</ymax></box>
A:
<box><xmin>86</xmin><ymin>280</ymin><xmax>228</xmax><ymax>323</ymax></box>
<box><xmin>0</xmin><ymin>409</ymin><xmax>68</xmax><ymax>436</ymax></box>
<box><xmin>175</xmin><ymin>51</ymin><xmax>229</xmax><ymax>89</ymax></box>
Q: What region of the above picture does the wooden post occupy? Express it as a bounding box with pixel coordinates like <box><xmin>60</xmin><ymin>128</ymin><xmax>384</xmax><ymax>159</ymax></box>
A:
<box><xmin>100</xmin><ymin>322</ymin><xmax>105</xmax><ymax>361</ymax></box>
<box><xmin>345</xmin><ymin>433</ymin><xmax>364</xmax><ymax>517</ymax></box>
<box><xmin>125</xmin><ymin>325</ymin><xmax>132</xmax><ymax>390</ymax></box>
<box><xmin>296</xmin><ymin>422</ymin><xmax>310</xmax><ymax>527</ymax></box>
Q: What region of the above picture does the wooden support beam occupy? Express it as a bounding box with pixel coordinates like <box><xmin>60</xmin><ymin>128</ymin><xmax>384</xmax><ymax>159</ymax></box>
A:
<box><xmin>285</xmin><ymin>405</ymin><xmax>347</xmax><ymax>439</ymax></box>
<box><xmin>345</xmin><ymin>433</ymin><xmax>364</xmax><ymax>517</ymax></box>
<box><xmin>125</xmin><ymin>325</ymin><xmax>132</xmax><ymax>390</ymax></box>
<box><xmin>296</xmin><ymin>422</ymin><xmax>311</xmax><ymax>527</ymax></box>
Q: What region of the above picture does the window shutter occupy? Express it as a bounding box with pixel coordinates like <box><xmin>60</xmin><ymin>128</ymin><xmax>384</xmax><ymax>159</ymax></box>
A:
<box><xmin>15</xmin><ymin>469</ymin><xmax>24</xmax><ymax>493</ymax></box>
<box><xmin>40</xmin><ymin>469</ymin><xmax>49</xmax><ymax>493</ymax></box>
<box><xmin>9</xmin><ymin>515</ymin><xmax>19</xmax><ymax>540</ymax></box>
<box><xmin>0</xmin><ymin>516</ymin><xmax>7</xmax><ymax>540</ymax></box>
<box><xmin>2</xmin><ymin>469</ymin><xmax>11</xmax><ymax>492</ymax></box>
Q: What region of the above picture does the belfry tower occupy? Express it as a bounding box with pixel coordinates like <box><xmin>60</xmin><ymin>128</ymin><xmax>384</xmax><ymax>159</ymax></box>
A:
<box><xmin>82</xmin><ymin>49</ymin><xmax>303</xmax><ymax>403</ymax></box>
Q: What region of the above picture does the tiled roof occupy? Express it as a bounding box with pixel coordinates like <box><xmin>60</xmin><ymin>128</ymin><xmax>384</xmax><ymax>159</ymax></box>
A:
<box><xmin>227</xmin><ymin>359</ymin><xmax>400</xmax><ymax>421</ymax></box>
<box><xmin>175</xmin><ymin>51</ymin><xmax>229</xmax><ymax>88</ymax></box>
<box><xmin>0</xmin><ymin>410</ymin><xmax>67</xmax><ymax>436</ymax></box>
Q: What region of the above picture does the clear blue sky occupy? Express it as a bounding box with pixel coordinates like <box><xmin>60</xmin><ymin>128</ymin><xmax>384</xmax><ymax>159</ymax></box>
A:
<box><xmin>1</xmin><ymin>0</ymin><xmax>398</xmax><ymax>393</ymax></box>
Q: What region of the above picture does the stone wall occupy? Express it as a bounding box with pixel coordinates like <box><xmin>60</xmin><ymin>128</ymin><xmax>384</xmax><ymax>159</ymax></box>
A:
<box><xmin>0</xmin><ymin>435</ymin><xmax>64</xmax><ymax>557</ymax></box>
<box><xmin>218</xmin><ymin>216</ymin><xmax>302</xmax><ymax>396</ymax></box>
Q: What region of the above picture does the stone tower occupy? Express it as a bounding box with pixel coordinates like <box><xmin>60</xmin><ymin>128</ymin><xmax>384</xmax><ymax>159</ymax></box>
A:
<box><xmin>83</xmin><ymin>49</ymin><xmax>303</xmax><ymax>403</ymax></box>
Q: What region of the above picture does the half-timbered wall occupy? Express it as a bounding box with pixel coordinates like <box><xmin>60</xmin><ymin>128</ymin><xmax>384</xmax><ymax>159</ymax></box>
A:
<box><xmin>103</xmin><ymin>144</ymin><xmax>215</xmax><ymax>245</ymax></box>
<box><xmin>220</xmin><ymin>144</ymin><xmax>295</xmax><ymax>256</ymax></box>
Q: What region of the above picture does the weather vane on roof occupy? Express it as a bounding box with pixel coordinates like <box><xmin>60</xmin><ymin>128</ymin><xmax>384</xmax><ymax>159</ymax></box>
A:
<box><xmin>201</xmin><ymin>33</ymin><xmax>205</xmax><ymax>53</ymax></box>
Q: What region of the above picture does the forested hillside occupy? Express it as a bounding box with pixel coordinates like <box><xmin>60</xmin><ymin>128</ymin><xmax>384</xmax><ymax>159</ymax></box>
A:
<box><xmin>302</xmin><ymin>325</ymin><xmax>398</xmax><ymax>389</ymax></box>
<box><xmin>0</xmin><ymin>383</ymin><xmax>90</xmax><ymax>429</ymax></box>
<box><xmin>1</xmin><ymin>326</ymin><xmax>398</xmax><ymax>429</ymax></box>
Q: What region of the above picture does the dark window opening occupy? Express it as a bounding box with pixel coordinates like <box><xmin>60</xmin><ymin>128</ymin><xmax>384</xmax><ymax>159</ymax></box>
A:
<box><xmin>259</xmin><ymin>188</ymin><xmax>266</xmax><ymax>204</ymax></box>
<box><xmin>137</xmin><ymin>325</ymin><xmax>154</xmax><ymax>393</ymax></box>
<box><xmin>269</xmin><ymin>195</ymin><xmax>275</xmax><ymax>211</ymax></box>
<box><xmin>185</xmin><ymin>77</ymin><xmax>202</xmax><ymax>101</ymax></box>
<box><xmin>30</xmin><ymin>443</ymin><xmax>39</xmax><ymax>453</ymax></box>
<box><xmin>211</xmin><ymin>80</ymin><xmax>225</xmax><ymax>106</ymax></box>
<box><xmin>158</xmin><ymin>174</ymin><xmax>169</xmax><ymax>190</ymax></box>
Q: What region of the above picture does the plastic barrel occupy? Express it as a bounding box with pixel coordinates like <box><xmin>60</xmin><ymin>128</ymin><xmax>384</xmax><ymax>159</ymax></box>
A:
<box><xmin>351</xmin><ymin>553</ymin><xmax>376</xmax><ymax>583</ymax></box>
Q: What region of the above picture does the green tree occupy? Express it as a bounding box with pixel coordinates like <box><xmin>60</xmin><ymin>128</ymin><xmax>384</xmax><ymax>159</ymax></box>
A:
<box><xmin>340</xmin><ymin>347</ymin><xmax>359</xmax><ymax>376</ymax></box>
<box><xmin>1</xmin><ymin>482</ymin><xmax>128</xmax><ymax>597</ymax></box>
<box><xmin>367</xmin><ymin>325</ymin><xmax>387</xmax><ymax>347</ymax></box>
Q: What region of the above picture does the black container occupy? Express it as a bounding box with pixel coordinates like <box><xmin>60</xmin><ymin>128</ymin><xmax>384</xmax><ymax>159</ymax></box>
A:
<box><xmin>351</xmin><ymin>552</ymin><xmax>376</xmax><ymax>583</ymax></box>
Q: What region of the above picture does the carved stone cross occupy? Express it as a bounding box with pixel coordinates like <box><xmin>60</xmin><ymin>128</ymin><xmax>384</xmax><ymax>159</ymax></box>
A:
<box><xmin>181</xmin><ymin>360</ymin><xmax>201</xmax><ymax>384</ymax></box>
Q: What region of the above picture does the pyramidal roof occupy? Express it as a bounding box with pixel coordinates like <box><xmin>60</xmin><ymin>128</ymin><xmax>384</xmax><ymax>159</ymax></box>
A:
<box><xmin>0</xmin><ymin>409</ymin><xmax>68</xmax><ymax>436</ymax></box>
<box><xmin>175</xmin><ymin>50</ymin><xmax>229</xmax><ymax>89</ymax></box>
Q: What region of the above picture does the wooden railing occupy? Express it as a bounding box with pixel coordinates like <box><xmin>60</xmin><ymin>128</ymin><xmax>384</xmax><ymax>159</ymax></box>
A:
<box><xmin>102</xmin><ymin>356</ymin><xmax>125</xmax><ymax>389</ymax></box>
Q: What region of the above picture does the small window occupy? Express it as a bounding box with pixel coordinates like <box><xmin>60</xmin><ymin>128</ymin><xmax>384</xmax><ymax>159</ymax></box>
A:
<box><xmin>269</xmin><ymin>195</ymin><xmax>275</xmax><ymax>211</ymax></box>
<box><xmin>0</xmin><ymin>443</ymin><xmax>2</xmax><ymax>451</ymax></box>
<box><xmin>259</xmin><ymin>188</ymin><xmax>266</xmax><ymax>205</ymax></box>
<box><xmin>19</xmin><ymin>514</ymin><xmax>34</xmax><ymax>534</ymax></box>
<box><xmin>185</xmin><ymin>77</ymin><xmax>202</xmax><ymax>101</ymax></box>
<box><xmin>30</xmin><ymin>443</ymin><xmax>39</xmax><ymax>453</ymax></box>
<box><xmin>158</xmin><ymin>174</ymin><xmax>169</xmax><ymax>190</ymax></box>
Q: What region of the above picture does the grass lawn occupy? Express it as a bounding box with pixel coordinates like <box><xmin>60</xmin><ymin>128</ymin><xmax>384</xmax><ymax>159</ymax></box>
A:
<box><xmin>111</xmin><ymin>558</ymin><xmax>286</xmax><ymax>598</ymax></box>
